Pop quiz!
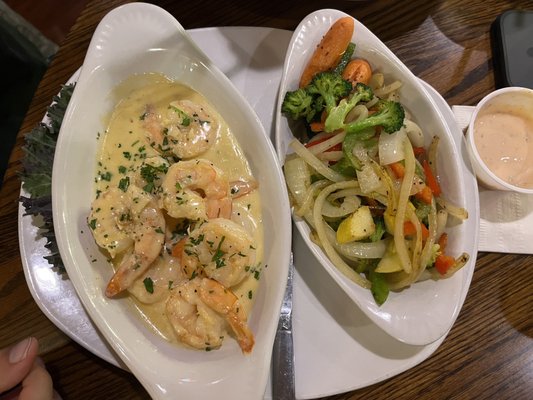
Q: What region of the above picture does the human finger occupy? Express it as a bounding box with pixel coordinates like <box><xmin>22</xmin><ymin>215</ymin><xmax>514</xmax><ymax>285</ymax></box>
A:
<box><xmin>0</xmin><ymin>337</ymin><xmax>39</xmax><ymax>393</ymax></box>
<box><xmin>18</xmin><ymin>357</ymin><xmax>54</xmax><ymax>400</ymax></box>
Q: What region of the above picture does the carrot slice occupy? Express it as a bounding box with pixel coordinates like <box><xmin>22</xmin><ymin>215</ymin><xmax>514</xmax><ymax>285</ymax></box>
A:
<box><xmin>306</xmin><ymin>133</ymin><xmax>342</xmax><ymax>151</ymax></box>
<box><xmin>309</xmin><ymin>121</ymin><xmax>325</xmax><ymax>133</ymax></box>
<box><xmin>415</xmin><ymin>185</ymin><xmax>433</xmax><ymax>204</ymax></box>
<box><xmin>435</xmin><ymin>254</ymin><xmax>455</xmax><ymax>275</ymax></box>
<box><xmin>438</xmin><ymin>232</ymin><xmax>448</xmax><ymax>253</ymax></box>
<box><xmin>422</xmin><ymin>159</ymin><xmax>442</xmax><ymax>196</ymax></box>
<box><xmin>390</xmin><ymin>162</ymin><xmax>405</xmax><ymax>179</ymax></box>
<box><xmin>299</xmin><ymin>17</ymin><xmax>354</xmax><ymax>88</ymax></box>
<box><xmin>404</xmin><ymin>221</ymin><xmax>429</xmax><ymax>240</ymax></box>
<box><xmin>413</xmin><ymin>146</ymin><xmax>426</xmax><ymax>157</ymax></box>
<box><xmin>342</xmin><ymin>59</ymin><xmax>372</xmax><ymax>85</ymax></box>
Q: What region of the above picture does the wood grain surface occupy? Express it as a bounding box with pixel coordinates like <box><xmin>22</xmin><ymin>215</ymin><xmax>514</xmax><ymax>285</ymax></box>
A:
<box><xmin>1</xmin><ymin>1</ymin><xmax>532</xmax><ymax>399</ymax></box>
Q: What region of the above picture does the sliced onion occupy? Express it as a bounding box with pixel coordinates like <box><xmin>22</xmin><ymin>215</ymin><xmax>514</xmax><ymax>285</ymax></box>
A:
<box><xmin>321</xmin><ymin>195</ymin><xmax>361</xmax><ymax>218</ymax></box>
<box><xmin>352</xmin><ymin>140</ymin><xmax>378</xmax><ymax>164</ymax></box>
<box><xmin>324</xmin><ymin>224</ymin><xmax>387</xmax><ymax>259</ymax></box>
<box><xmin>308</xmin><ymin>132</ymin><xmax>345</xmax><ymax>155</ymax></box>
<box><xmin>378</xmin><ymin>128</ymin><xmax>407</xmax><ymax>165</ymax></box>
<box><xmin>356</xmin><ymin>162</ymin><xmax>382</xmax><ymax>194</ymax></box>
<box><xmin>327</xmin><ymin>187</ymin><xmax>362</xmax><ymax>201</ymax></box>
<box><xmin>290</xmin><ymin>139</ymin><xmax>347</xmax><ymax>183</ymax></box>
<box><xmin>436</xmin><ymin>197</ymin><xmax>468</xmax><ymax>220</ymax></box>
<box><xmin>283</xmin><ymin>155</ymin><xmax>311</xmax><ymax>206</ymax></box>
<box><xmin>345</xmin><ymin>104</ymin><xmax>369</xmax><ymax>124</ymax></box>
<box><xmin>368</xmin><ymin>72</ymin><xmax>385</xmax><ymax>91</ymax></box>
<box><xmin>393</xmin><ymin>138</ymin><xmax>415</xmax><ymax>274</ymax></box>
<box><xmin>295</xmin><ymin>179</ymin><xmax>329</xmax><ymax>217</ymax></box>
<box><xmin>374</xmin><ymin>80</ymin><xmax>402</xmax><ymax>98</ymax></box>
<box><xmin>312</xmin><ymin>181</ymin><xmax>371</xmax><ymax>288</ymax></box>
<box><xmin>404</xmin><ymin>119</ymin><xmax>424</xmax><ymax>148</ymax></box>
<box><xmin>435</xmin><ymin>209</ymin><xmax>448</xmax><ymax>240</ymax></box>
<box><xmin>317</xmin><ymin>151</ymin><xmax>343</xmax><ymax>162</ymax></box>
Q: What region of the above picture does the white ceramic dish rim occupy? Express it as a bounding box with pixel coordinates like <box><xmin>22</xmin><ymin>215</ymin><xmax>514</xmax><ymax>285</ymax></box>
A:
<box><xmin>51</xmin><ymin>5</ymin><xmax>291</xmax><ymax>400</ymax></box>
<box><xmin>274</xmin><ymin>8</ymin><xmax>480</xmax><ymax>346</ymax></box>
<box><xmin>466</xmin><ymin>86</ymin><xmax>533</xmax><ymax>194</ymax></box>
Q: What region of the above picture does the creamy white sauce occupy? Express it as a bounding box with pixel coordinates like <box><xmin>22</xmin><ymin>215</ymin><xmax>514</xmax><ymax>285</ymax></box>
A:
<box><xmin>93</xmin><ymin>73</ymin><xmax>264</xmax><ymax>346</ymax></box>
<box><xmin>474</xmin><ymin>98</ymin><xmax>533</xmax><ymax>189</ymax></box>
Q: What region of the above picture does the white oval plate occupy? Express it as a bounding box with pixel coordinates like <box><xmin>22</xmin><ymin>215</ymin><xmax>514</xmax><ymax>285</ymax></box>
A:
<box><xmin>275</xmin><ymin>9</ymin><xmax>480</xmax><ymax>346</ymax></box>
<box><xmin>51</xmin><ymin>4</ymin><xmax>291</xmax><ymax>400</ymax></box>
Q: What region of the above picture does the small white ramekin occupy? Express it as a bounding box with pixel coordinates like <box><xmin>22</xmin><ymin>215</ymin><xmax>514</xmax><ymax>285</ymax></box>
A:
<box><xmin>465</xmin><ymin>87</ymin><xmax>533</xmax><ymax>194</ymax></box>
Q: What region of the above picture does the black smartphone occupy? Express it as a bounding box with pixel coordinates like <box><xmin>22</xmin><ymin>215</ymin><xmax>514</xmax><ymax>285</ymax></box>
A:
<box><xmin>491</xmin><ymin>10</ymin><xmax>533</xmax><ymax>89</ymax></box>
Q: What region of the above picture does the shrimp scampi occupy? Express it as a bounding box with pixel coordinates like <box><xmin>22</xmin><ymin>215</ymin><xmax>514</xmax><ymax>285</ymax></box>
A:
<box><xmin>143</xmin><ymin>99</ymin><xmax>219</xmax><ymax>159</ymax></box>
<box><xmin>89</xmin><ymin>75</ymin><xmax>263</xmax><ymax>353</ymax></box>
<box><xmin>127</xmin><ymin>253</ymin><xmax>185</xmax><ymax>304</ymax></box>
<box><xmin>89</xmin><ymin>185</ymin><xmax>165</xmax><ymax>297</ymax></box>
<box><xmin>166</xmin><ymin>277</ymin><xmax>255</xmax><ymax>353</ymax></box>
<box><xmin>177</xmin><ymin>218</ymin><xmax>256</xmax><ymax>288</ymax></box>
<box><xmin>160</xmin><ymin>159</ymin><xmax>232</xmax><ymax>221</ymax></box>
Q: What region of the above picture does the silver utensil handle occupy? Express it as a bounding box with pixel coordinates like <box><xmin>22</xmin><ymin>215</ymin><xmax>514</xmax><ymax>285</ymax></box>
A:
<box><xmin>272</xmin><ymin>329</ymin><xmax>295</xmax><ymax>400</ymax></box>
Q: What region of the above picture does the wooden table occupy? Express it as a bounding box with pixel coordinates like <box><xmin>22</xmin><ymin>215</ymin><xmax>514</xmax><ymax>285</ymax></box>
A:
<box><xmin>1</xmin><ymin>1</ymin><xmax>532</xmax><ymax>399</ymax></box>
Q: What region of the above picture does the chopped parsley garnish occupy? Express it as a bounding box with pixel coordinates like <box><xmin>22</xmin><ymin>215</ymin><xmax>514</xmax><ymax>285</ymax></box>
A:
<box><xmin>190</xmin><ymin>234</ymin><xmax>205</xmax><ymax>246</ymax></box>
<box><xmin>118</xmin><ymin>165</ymin><xmax>127</xmax><ymax>174</ymax></box>
<box><xmin>140</xmin><ymin>163</ymin><xmax>168</xmax><ymax>193</ymax></box>
<box><xmin>143</xmin><ymin>277</ymin><xmax>154</xmax><ymax>293</ymax></box>
<box><xmin>118</xmin><ymin>176</ymin><xmax>130</xmax><ymax>192</ymax></box>
<box><xmin>88</xmin><ymin>219</ymin><xmax>97</xmax><ymax>230</ymax></box>
<box><xmin>212</xmin><ymin>236</ymin><xmax>226</xmax><ymax>268</ymax></box>
<box><xmin>100</xmin><ymin>171</ymin><xmax>112</xmax><ymax>181</ymax></box>
<box><xmin>169</xmin><ymin>105</ymin><xmax>191</xmax><ymax>126</ymax></box>
<box><xmin>143</xmin><ymin>182</ymin><xmax>154</xmax><ymax>193</ymax></box>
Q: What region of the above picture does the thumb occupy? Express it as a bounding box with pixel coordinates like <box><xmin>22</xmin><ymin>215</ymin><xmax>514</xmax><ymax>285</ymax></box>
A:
<box><xmin>0</xmin><ymin>337</ymin><xmax>39</xmax><ymax>393</ymax></box>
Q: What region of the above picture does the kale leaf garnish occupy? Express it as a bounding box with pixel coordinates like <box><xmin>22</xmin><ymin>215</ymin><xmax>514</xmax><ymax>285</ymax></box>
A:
<box><xmin>19</xmin><ymin>83</ymin><xmax>76</xmax><ymax>273</ymax></box>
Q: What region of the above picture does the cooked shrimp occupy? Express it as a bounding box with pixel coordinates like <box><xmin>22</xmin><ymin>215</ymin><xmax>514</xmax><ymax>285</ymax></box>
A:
<box><xmin>178</xmin><ymin>218</ymin><xmax>256</xmax><ymax>288</ymax></box>
<box><xmin>127</xmin><ymin>252</ymin><xmax>186</xmax><ymax>304</ymax></box>
<box><xmin>229</xmin><ymin>179</ymin><xmax>258</xmax><ymax>199</ymax></box>
<box><xmin>89</xmin><ymin>188</ymin><xmax>134</xmax><ymax>258</ymax></box>
<box><xmin>88</xmin><ymin>184</ymin><xmax>166</xmax><ymax>297</ymax></box>
<box><xmin>166</xmin><ymin>277</ymin><xmax>254</xmax><ymax>353</ymax></box>
<box><xmin>132</xmin><ymin>156</ymin><xmax>169</xmax><ymax>194</ymax></box>
<box><xmin>142</xmin><ymin>99</ymin><xmax>219</xmax><ymax>159</ymax></box>
<box><xmin>160</xmin><ymin>159</ymin><xmax>231</xmax><ymax>221</ymax></box>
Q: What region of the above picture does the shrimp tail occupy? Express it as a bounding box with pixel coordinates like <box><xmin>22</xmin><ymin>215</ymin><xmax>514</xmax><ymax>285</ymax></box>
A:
<box><xmin>105</xmin><ymin>278</ymin><xmax>123</xmax><ymax>297</ymax></box>
<box><xmin>199</xmin><ymin>278</ymin><xmax>255</xmax><ymax>353</ymax></box>
<box><xmin>105</xmin><ymin>253</ymin><xmax>148</xmax><ymax>297</ymax></box>
<box><xmin>206</xmin><ymin>197</ymin><xmax>232</xmax><ymax>219</ymax></box>
<box><xmin>227</xmin><ymin>313</ymin><xmax>255</xmax><ymax>354</ymax></box>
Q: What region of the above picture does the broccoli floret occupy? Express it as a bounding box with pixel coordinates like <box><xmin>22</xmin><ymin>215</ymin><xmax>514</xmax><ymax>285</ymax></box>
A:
<box><xmin>427</xmin><ymin>243</ymin><xmax>442</xmax><ymax>267</ymax></box>
<box><xmin>344</xmin><ymin>99</ymin><xmax>405</xmax><ymax>135</ymax></box>
<box><xmin>324</xmin><ymin>83</ymin><xmax>374</xmax><ymax>132</ymax></box>
<box><xmin>306</xmin><ymin>71</ymin><xmax>352</xmax><ymax>115</ymax></box>
<box><xmin>281</xmin><ymin>88</ymin><xmax>317</xmax><ymax>122</ymax></box>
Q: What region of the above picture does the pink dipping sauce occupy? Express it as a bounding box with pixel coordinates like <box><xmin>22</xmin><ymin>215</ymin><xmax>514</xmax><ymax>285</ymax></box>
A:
<box><xmin>473</xmin><ymin>97</ymin><xmax>533</xmax><ymax>189</ymax></box>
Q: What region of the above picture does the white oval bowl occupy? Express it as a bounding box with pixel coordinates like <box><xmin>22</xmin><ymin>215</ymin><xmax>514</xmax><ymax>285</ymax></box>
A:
<box><xmin>275</xmin><ymin>9</ymin><xmax>480</xmax><ymax>345</ymax></box>
<box><xmin>52</xmin><ymin>4</ymin><xmax>291</xmax><ymax>399</ymax></box>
